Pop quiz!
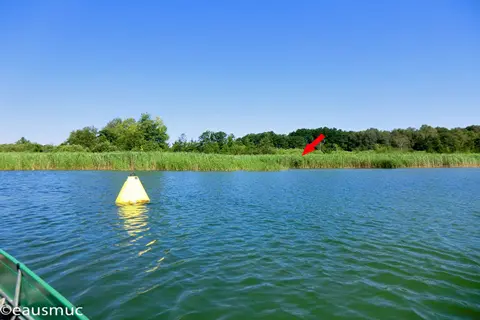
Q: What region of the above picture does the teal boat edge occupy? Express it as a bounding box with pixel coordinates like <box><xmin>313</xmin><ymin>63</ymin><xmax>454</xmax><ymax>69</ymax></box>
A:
<box><xmin>0</xmin><ymin>249</ymin><xmax>89</xmax><ymax>320</ymax></box>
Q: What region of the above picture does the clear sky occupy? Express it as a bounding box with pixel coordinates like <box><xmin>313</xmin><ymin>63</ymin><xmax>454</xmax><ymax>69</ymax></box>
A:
<box><xmin>1</xmin><ymin>0</ymin><xmax>479</xmax><ymax>145</ymax></box>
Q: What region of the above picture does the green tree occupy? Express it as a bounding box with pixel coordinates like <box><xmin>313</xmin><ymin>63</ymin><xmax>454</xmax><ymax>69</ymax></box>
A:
<box><xmin>65</xmin><ymin>126</ymin><xmax>99</xmax><ymax>151</ymax></box>
<box><xmin>288</xmin><ymin>136</ymin><xmax>305</xmax><ymax>149</ymax></box>
<box><xmin>16</xmin><ymin>137</ymin><xmax>31</xmax><ymax>144</ymax></box>
<box><xmin>5</xmin><ymin>117</ymin><xmax>480</xmax><ymax>154</ymax></box>
<box><xmin>258</xmin><ymin>136</ymin><xmax>275</xmax><ymax>154</ymax></box>
<box><xmin>98</xmin><ymin>118</ymin><xmax>123</xmax><ymax>145</ymax></box>
<box><xmin>198</xmin><ymin>131</ymin><xmax>221</xmax><ymax>153</ymax></box>
<box><xmin>138</xmin><ymin>113</ymin><xmax>169</xmax><ymax>149</ymax></box>
<box><xmin>118</xmin><ymin>118</ymin><xmax>144</xmax><ymax>150</ymax></box>
<box><xmin>91</xmin><ymin>137</ymin><xmax>118</xmax><ymax>152</ymax></box>
<box><xmin>391</xmin><ymin>129</ymin><xmax>411</xmax><ymax>151</ymax></box>
<box><xmin>172</xmin><ymin>133</ymin><xmax>188</xmax><ymax>152</ymax></box>
<box><xmin>413</xmin><ymin>125</ymin><xmax>441</xmax><ymax>152</ymax></box>
<box><xmin>212</xmin><ymin>131</ymin><xmax>227</xmax><ymax>148</ymax></box>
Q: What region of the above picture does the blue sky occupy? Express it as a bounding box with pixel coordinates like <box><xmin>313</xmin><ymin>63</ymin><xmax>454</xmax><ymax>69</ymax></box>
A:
<box><xmin>1</xmin><ymin>0</ymin><xmax>478</xmax><ymax>144</ymax></box>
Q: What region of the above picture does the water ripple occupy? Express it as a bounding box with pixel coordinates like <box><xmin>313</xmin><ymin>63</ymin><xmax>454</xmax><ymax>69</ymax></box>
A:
<box><xmin>1</xmin><ymin>170</ymin><xmax>479</xmax><ymax>319</ymax></box>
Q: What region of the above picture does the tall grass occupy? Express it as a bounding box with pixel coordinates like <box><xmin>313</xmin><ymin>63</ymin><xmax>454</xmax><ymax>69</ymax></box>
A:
<box><xmin>0</xmin><ymin>152</ymin><xmax>479</xmax><ymax>171</ymax></box>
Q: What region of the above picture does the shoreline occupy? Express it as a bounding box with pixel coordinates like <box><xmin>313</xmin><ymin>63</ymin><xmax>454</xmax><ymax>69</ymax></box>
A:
<box><xmin>1</xmin><ymin>167</ymin><xmax>479</xmax><ymax>172</ymax></box>
<box><xmin>1</xmin><ymin>152</ymin><xmax>479</xmax><ymax>171</ymax></box>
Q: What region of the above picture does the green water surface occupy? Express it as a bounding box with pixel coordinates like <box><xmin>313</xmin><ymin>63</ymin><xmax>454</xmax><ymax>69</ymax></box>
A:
<box><xmin>0</xmin><ymin>169</ymin><xmax>479</xmax><ymax>319</ymax></box>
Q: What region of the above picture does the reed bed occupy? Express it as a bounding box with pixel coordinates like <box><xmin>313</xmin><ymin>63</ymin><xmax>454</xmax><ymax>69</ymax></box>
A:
<box><xmin>0</xmin><ymin>152</ymin><xmax>479</xmax><ymax>171</ymax></box>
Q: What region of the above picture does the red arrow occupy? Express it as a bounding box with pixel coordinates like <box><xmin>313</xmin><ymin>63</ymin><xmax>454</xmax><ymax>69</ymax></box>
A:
<box><xmin>302</xmin><ymin>134</ymin><xmax>325</xmax><ymax>156</ymax></box>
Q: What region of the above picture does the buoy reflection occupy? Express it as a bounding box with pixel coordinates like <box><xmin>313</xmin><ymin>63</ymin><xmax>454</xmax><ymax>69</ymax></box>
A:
<box><xmin>117</xmin><ymin>204</ymin><xmax>150</xmax><ymax>238</ymax></box>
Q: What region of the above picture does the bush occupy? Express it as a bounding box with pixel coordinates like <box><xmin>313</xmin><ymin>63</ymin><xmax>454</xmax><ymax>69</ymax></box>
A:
<box><xmin>91</xmin><ymin>141</ymin><xmax>119</xmax><ymax>152</ymax></box>
<box><xmin>53</xmin><ymin>144</ymin><xmax>87</xmax><ymax>152</ymax></box>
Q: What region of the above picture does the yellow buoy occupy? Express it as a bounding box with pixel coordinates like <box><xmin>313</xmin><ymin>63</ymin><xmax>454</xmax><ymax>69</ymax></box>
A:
<box><xmin>115</xmin><ymin>174</ymin><xmax>150</xmax><ymax>206</ymax></box>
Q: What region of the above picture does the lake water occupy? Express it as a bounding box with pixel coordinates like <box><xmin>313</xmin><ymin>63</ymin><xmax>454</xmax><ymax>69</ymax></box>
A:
<box><xmin>1</xmin><ymin>170</ymin><xmax>479</xmax><ymax>319</ymax></box>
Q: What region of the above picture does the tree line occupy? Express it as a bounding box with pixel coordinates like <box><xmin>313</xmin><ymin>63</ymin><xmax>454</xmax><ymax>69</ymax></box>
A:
<box><xmin>1</xmin><ymin>113</ymin><xmax>479</xmax><ymax>154</ymax></box>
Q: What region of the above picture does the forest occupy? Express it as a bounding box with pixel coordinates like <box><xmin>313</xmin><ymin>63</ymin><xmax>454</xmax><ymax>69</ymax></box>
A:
<box><xmin>1</xmin><ymin>113</ymin><xmax>479</xmax><ymax>154</ymax></box>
